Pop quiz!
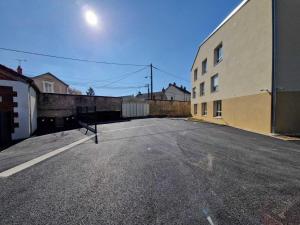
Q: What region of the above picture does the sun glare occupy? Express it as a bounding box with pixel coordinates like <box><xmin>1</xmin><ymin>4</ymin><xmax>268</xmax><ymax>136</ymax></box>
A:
<box><xmin>85</xmin><ymin>10</ymin><xmax>98</xmax><ymax>27</ymax></box>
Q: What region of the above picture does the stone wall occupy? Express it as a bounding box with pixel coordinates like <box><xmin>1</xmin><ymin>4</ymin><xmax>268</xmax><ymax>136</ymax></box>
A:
<box><xmin>38</xmin><ymin>93</ymin><xmax>122</xmax><ymax>117</ymax></box>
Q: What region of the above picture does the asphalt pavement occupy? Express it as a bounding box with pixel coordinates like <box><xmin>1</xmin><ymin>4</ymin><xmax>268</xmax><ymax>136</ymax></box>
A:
<box><xmin>0</xmin><ymin>118</ymin><xmax>299</xmax><ymax>225</ymax></box>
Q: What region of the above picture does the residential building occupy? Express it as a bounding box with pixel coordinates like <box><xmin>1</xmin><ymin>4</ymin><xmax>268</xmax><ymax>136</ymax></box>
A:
<box><xmin>0</xmin><ymin>64</ymin><xmax>38</xmax><ymax>143</ymax></box>
<box><xmin>135</xmin><ymin>83</ymin><xmax>190</xmax><ymax>101</ymax></box>
<box><xmin>32</xmin><ymin>72</ymin><xmax>69</xmax><ymax>94</ymax></box>
<box><xmin>164</xmin><ymin>83</ymin><xmax>191</xmax><ymax>101</ymax></box>
<box><xmin>191</xmin><ymin>0</ymin><xmax>300</xmax><ymax>134</ymax></box>
<box><xmin>136</xmin><ymin>91</ymin><xmax>167</xmax><ymax>100</ymax></box>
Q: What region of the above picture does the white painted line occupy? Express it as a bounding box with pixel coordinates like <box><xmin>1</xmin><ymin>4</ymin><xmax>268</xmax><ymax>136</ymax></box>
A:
<box><xmin>0</xmin><ymin>124</ymin><xmax>154</xmax><ymax>178</ymax></box>
<box><xmin>0</xmin><ymin>134</ymin><xmax>96</xmax><ymax>178</ymax></box>
<box><xmin>206</xmin><ymin>216</ymin><xmax>215</xmax><ymax>225</ymax></box>
<box><xmin>101</xmin><ymin>124</ymin><xmax>155</xmax><ymax>133</ymax></box>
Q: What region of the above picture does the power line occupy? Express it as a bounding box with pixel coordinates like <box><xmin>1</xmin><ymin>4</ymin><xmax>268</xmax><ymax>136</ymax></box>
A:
<box><xmin>94</xmin><ymin>85</ymin><xmax>147</xmax><ymax>90</ymax></box>
<box><xmin>0</xmin><ymin>47</ymin><xmax>149</xmax><ymax>67</ymax></box>
<box><xmin>65</xmin><ymin>68</ymin><xmax>147</xmax><ymax>85</ymax></box>
<box><xmin>152</xmin><ymin>66</ymin><xmax>189</xmax><ymax>83</ymax></box>
<box><xmin>100</xmin><ymin>66</ymin><xmax>148</xmax><ymax>87</ymax></box>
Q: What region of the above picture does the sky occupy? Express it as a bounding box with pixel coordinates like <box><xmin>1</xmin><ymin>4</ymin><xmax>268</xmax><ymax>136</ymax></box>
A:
<box><xmin>0</xmin><ymin>0</ymin><xmax>241</xmax><ymax>96</ymax></box>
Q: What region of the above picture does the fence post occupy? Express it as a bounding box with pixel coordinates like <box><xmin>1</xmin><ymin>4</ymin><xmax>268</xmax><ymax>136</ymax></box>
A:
<box><xmin>94</xmin><ymin>106</ymin><xmax>98</xmax><ymax>144</ymax></box>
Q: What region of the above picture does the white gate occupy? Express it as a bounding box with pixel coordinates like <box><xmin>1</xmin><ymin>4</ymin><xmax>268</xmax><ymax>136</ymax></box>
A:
<box><xmin>122</xmin><ymin>102</ymin><xmax>149</xmax><ymax>118</ymax></box>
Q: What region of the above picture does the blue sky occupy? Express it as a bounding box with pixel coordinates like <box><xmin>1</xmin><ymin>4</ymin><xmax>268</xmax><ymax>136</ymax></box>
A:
<box><xmin>0</xmin><ymin>0</ymin><xmax>241</xmax><ymax>96</ymax></box>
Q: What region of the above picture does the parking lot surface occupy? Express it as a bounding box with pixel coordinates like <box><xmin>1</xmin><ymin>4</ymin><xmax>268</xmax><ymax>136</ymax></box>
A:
<box><xmin>0</xmin><ymin>118</ymin><xmax>299</xmax><ymax>225</ymax></box>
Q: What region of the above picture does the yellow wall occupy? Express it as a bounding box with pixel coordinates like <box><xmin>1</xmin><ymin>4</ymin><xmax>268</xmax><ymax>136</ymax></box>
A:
<box><xmin>191</xmin><ymin>0</ymin><xmax>273</xmax><ymax>134</ymax></box>
<box><xmin>192</xmin><ymin>93</ymin><xmax>272</xmax><ymax>134</ymax></box>
<box><xmin>191</xmin><ymin>0</ymin><xmax>273</xmax><ymax>102</ymax></box>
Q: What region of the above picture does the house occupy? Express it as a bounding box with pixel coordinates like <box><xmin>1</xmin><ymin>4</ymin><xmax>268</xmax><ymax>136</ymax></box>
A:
<box><xmin>0</xmin><ymin>64</ymin><xmax>38</xmax><ymax>144</ymax></box>
<box><xmin>136</xmin><ymin>91</ymin><xmax>167</xmax><ymax>101</ymax></box>
<box><xmin>165</xmin><ymin>83</ymin><xmax>190</xmax><ymax>101</ymax></box>
<box><xmin>32</xmin><ymin>72</ymin><xmax>70</xmax><ymax>94</ymax></box>
<box><xmin>191</xmin><ymin>0</ymin><xmax>300</xmax><ymax>134</ymax></box>
<box><xmin>135</xmin><ymin>83</ymin><xmax>190</xmax><ymax>101</ymax></box>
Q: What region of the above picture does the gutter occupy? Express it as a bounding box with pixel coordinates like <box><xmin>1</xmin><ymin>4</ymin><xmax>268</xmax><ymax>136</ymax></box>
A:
<box><xmin>190</xmin><ymin>0</ymin><xmax>250</xmax><ymax>71</ymax></box>
<box><xmin>271</xmin><ymin>0</ymin><xmax>277</xmax><ymax>134</ymax></box>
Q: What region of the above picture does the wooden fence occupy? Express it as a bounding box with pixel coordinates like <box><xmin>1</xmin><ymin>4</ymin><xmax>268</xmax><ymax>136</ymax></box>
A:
<box><xmin>148</xmin><ymin>100</ymin><xmax>191</xmax><ymax>117</ymax></box>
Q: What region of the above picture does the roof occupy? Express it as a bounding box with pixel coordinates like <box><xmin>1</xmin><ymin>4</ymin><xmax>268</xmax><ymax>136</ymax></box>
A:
<box><xmin>191</xmin><ymin>0</ymin><xmax>249</xmax><ymax>70</ymax></box>
<box><xmin>136</xmin><ymin>91</ymin><xmax>167</xmax><ymax>100</ymax></box>
<box><xmin>32</xmin><ymin>72</ymin><xmax>69</xmax><ymax>87</ymax></box>
<box><xmin>167</xmin><ymin>84</ymin><xmax>191</xmax><ymax>94</ymax></box>
<box><xmin>0</xmin><ymin>64</ymin><xmax>39</xmax><ymax>92</ymax></box>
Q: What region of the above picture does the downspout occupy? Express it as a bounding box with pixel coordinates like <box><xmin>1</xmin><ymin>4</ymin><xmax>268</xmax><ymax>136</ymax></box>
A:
<box><xmin>271</xmin><ymin>0</ymin><xmax>277</xmax><ymax>134</ymax></box>
<box><xmin>28</xmin><ymin>85</ymin><xmax>32</xmax><ymax>135</ymax></box>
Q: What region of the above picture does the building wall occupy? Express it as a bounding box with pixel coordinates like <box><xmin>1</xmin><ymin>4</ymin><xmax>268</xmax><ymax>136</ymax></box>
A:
<box><xmin>191</xmin><ymin>0</ymin><xmax>273</xmax><ymax>134</ymax></box>
<box><xmin>165</xmin><ymin>86</ymin><xmax>190</xmax><ymax>101</ymax></box>
<box><xmin>274</xmin><ymin>0</ymin><xmax>300</xmax><ymax>134</ymax></box>
<box><xmin>38</xmin><ymin>93</ymin><xmax>122</xmax><ymax>117</ymax></box>
<box><xmin>0</xmin><ymin>80</ymin><xmax>31</xmax><ymax>140</ymax></box>
<box><xmin>194</xmin><ymin>93</ymin><xmax>272</xmax><ymax>133</ymax></box>
<box><xmin>29</xmin><ymin>86</ymin><xmax>37</xmax><ymax>134</ymax></box>
<box><xmin>33</xmin><ymin>74</ymin><xmax>68</xmax><ymax>94</ymax></box>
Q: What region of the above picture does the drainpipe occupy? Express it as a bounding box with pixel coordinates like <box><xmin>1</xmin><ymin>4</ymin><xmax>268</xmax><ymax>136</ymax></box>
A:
<box><xmin>28</xmin><ymin>85</ymin><xmax>32</xmax><ymax>135</ymax></box>
<box><xmin>271</xmin><ymin>0</ymin><xmax>277</xmax><ymax>134</ymax></box>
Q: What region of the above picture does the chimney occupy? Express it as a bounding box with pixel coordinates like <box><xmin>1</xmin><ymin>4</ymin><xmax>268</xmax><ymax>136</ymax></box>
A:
<box><xmin>169</xmin><ymin>83</ymin><xmax>172</xmax><ymax>87</ymax></box>
<box><xmin>17</xmin><ymin>65</ymin><xmax>22</xmax><ymax>75</ymax></box>
<box><xmin>173</xmin><ymin>82</ymin><xmax>176</xmax><ymax>86</ymax></box>
<box><xmin>162</xmin><ymin>88</ymin><xmax>165</xmax><ymax>93</ymax></box>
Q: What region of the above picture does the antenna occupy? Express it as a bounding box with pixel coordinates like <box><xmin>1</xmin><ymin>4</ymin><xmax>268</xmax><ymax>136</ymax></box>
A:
<box><xmin>16</xmin><ymin>59</ymin><xmax>27</xmax><ymax>66</ymax></box>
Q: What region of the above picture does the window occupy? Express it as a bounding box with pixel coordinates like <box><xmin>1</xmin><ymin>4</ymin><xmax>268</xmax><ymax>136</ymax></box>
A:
<box><xmin>194</xmin><ymin>104</ymin><xmax>198</xmax><ymax>114</ymax></box>
<box><xmin>43</xmin><ymin>81</ymin><xmax>54</xmax><ymax>93</ymax></box>
<box><xmin>202</xmin><ymin>59</ymin><xmax>207</xmax><ymax>74</ymax></box>
<box><xmin>0</xmin><ymin>96</ymin><xmax>2</xmax><ymax>103</ymax></box>
<box><xmin>213</xmin><ymin>100</ymin><xmax>222</xmax><ymax>117</ymax></box>
<box><xmin>211</xmin><ymin>74</ymin><xmax>219</xmax><ymax>92</ymax></box>
<box><xmin>201</xmin><ymin>103</ymin><xmax>207</xmax><ymax>116</ymax></box>
<box><xmin>192</xmin><ymin>87</ymin><xmax>196</xmax><ymax>98</ymax></box>
<box><xmin>214</xmin><ymin>43</ymin><xmax>223</xmax><ymax>65</ymax></box>
<box><xmin>199</xmin><ymin>82</ymin><xmax>205</xmax><ymax>96</ymax></box>
<box><xmin>194</xmin><ymin>68</ymin><xmax>198</xmax><ymax>81</ymax></box>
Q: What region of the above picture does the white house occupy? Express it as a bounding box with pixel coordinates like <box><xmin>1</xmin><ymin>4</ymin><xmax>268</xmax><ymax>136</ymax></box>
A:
<box><xmin>164</xmin><ymin>83</ymin><xmax>191</xmax><ymax>101</ymax></box>
<box><xmin>0</xmin><ymin>64</ymin><xmax>38</xmax><ymax>144</ymax></box>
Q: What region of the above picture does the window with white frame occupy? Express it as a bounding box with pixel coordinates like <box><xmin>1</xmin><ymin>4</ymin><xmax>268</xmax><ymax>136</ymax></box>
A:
<box><xmin>214</xmin><ymin>43</ymin><xmax>223</xmax><ymax>65</ymax></box>
<box><xmin>192</xmin><ymin>87</ymin><xmax>196</xmax><ymax>98</ymax></box>
<box><xmin>211</xmin><ymin>74</ymin><xmax>219</xmax><ymax>92</ymax></box>
<box><xmin>202</xmin><ymin>59</ymin><xmax>207</xmax><ymax>74</ymax></box>
<box><xmin>200</xmin><ymin>82</ymin><xmax>205</xmax><ymax>96</ymax></box>
<box><xmin>213</xmin><ymin>100</ymin><xmax>222</xmax><ymax>117</ymax></box>
<box><xmin>201</xmin><ymin>102</ymin><xmax>207</xmax><ymax>116</ymax></box>
<box><xmin>43</xmin><ymin>81</ymin><xmax>54</xmax><ymax>93</ymax></box>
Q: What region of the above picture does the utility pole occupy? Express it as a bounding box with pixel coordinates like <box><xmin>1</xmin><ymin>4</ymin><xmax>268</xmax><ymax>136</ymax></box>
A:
<box><xmin>150</xmin><ymin>63</ymin><xmax>153</xmax><ymax>100</ymax></box>
<box><xmin>147</xmin><ymin>84</ymin><xmax>150</xmax><ymax>100</ymax></box>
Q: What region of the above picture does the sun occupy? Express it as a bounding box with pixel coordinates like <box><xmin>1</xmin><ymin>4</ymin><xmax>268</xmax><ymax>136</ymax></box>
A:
<box><xmin>85</xmin><ymin>10</ymin><xmax>98</xmax><ymax>27</ymax></box>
